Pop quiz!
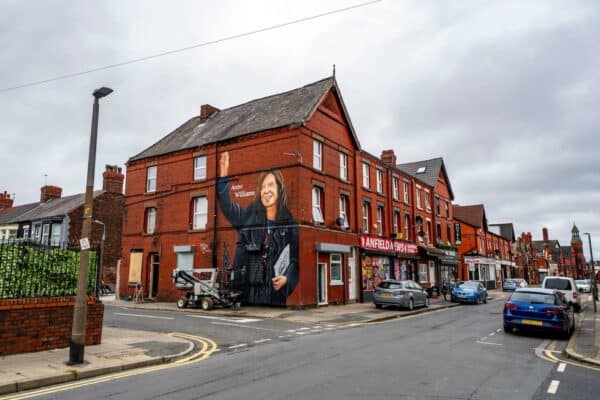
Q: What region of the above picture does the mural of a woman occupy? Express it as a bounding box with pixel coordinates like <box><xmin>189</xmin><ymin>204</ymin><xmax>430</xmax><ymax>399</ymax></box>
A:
<box><xmin>217</xmin><ymin>151</ymin><xmax>299</xmax><ymax>306</ymax></box>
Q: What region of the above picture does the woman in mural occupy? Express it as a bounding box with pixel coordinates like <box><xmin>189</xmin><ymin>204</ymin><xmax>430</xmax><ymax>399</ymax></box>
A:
<box><xmin>217</xmin><ymin>151</ymin><xmax>299</xmax><ymax>306</ymax></box>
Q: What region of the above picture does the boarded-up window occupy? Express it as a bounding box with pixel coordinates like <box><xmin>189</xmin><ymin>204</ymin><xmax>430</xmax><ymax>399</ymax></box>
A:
<box><xmin>128</xmin><ymin>251</ymin><xmax>143</xmax><ymax>284</ymax></box>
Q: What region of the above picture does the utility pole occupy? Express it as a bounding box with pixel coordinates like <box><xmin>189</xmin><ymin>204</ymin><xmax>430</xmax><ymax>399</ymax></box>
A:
<box><xmin>584</xmin><ymin>233</ymin><xmax>597</xmax><ymax>313</ymax></box>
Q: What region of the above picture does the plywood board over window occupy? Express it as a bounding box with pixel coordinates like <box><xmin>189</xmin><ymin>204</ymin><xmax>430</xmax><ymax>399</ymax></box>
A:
<box><xmin>128</xmin><ymin>251</ymin><xmax>143</xmax><ymax>285</ymax></box>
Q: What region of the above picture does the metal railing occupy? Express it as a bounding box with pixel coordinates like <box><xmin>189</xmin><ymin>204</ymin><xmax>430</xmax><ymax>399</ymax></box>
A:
<box><xmin>0</xmin><ymin>238</ymin><xmax>99</xmax><ymax>299</ymax></box>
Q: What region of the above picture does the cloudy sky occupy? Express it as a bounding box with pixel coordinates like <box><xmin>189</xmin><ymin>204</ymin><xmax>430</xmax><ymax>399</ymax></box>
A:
<box><xmin>1</xmin><ymin>0</ymin><xmax>598</xmax><ymax>257</ymax></box>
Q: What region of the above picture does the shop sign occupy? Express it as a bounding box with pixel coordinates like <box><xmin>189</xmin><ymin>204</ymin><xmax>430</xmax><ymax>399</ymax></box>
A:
<box><xmin>360</xmin><ymin>235</ymin><xmax>418</xmax><ymax>254</ymax></box>
<box><xmin>442</xmin><ymin>249</ymin><xmax>456</xmax><ymax>257</ymax></box>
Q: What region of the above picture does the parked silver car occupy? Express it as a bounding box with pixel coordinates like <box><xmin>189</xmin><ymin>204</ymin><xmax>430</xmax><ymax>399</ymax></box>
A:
<box><xmin>373</xmin><ymin>280</ymin><xmax>430</xmax><ymax>310</ymax></box>
<box><xmin>576</xmin><ymin>279</ymin><xmax>592</xmax><ymax>293</ymax></box>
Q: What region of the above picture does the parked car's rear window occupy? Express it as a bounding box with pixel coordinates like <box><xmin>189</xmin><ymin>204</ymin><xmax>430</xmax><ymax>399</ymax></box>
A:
<box><xmin>544</xmin><ymin>279</ymin><xmax>572</xmax><ymax>290</ymax></box>
<box><xmin>504</xmin><ymin>280</ymin><xmax>514</xmax><ymax>285</ymax></box>
<box><xmin>510</xmin><ymin>292</ymin><xmax>556</xmax><ymax>305</ymax></box>
<box><xmin>378</xmin><ymin>282</ymin><xmax>401</xmax><ymax>289</ymax></box>
<box><xmin>576</xmin><ymin>280</ymin><xmax>588</xmax><ymax>285</ymax></box>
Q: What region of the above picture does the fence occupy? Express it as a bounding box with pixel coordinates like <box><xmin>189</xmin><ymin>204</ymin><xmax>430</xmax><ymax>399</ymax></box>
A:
<box><xmin>0</xmin><ymin>238</ymin><xmax>99</xmax><ymax>299</ymax></box>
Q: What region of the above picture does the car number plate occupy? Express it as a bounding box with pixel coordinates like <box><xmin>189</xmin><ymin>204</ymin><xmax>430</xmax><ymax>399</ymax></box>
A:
<box><xmin>522</xmin><ymin>319</ymin><xmax>543</xmax><ymax>327</ymax></box>
<box><xmin>458</xmin><ymin>294</ymin><xmax>465</xmax><ymax>297</ymax></box>
<box><xmin>382</xmin><ymin>292</ymin><xmax>392</xmax><ymax>297</ymax></box>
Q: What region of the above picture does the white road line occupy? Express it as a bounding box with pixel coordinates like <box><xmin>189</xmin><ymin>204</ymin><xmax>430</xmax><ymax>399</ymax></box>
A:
<box><xmin>480</xmin><ymin>337</ymin><xmax>488</xmax><ymax>341</ymax></box>
<box><xmin>310</xmin><ymin>329</ymin><xmax>323</xmax><ymax>333</ymax></box>
<box><xmin>113</xmin><ymin>312</ymin><xmax>174</xmax><ymax>320</ymax></box>
<box><xmin>187</xmin><ymin>315</ymin><xmax>261</xmax><ymax>323</ymax></box>
<box><xmin>278</xmin><ymin>335</ymin><xmax>287</xmax><ymax>338</ymax></box>
<box><xmin>476</xmin><ymin>341</ymin><xmax>502</xmax><ymax>346</ymax></box>
<box><xmin>228</xmin><ymin>344</ymin><xmax>248</xmax><ymax>349</ymax></box>
<box><xmin>347</xmin><ymin>323</ymin><xmax>362</xmax><ymax>327</ymax></box>
<box><xmin>296</xmin><ymin>331</ymin><xmax>307</xmax><ymax>335</ymax></box>
<box><xmin>211</xmin><ymin>322</ymin><xmax>282</xmax><ymax>331</ymax></box>
<box><xmin>325</xmin><ymin>327</ymin><xmax>335</xmax><ymax>330</ymax></box>
<box><xmin>287</xmin><ymin>329</ymin><xmax>296</xmax><ymax>333</ymax></box>
<box><xmin>557</xmin><ymin>363</ymin><xmax>566</xmax><ymax>372</ymax></box>
<box><xmin>489</xmin><ymin>332</ymin><xmax>496</xmax><ymax>336</ymax></box>
<box><xmin>254</xmin><ymin>338</ymin><xmax>272</xmax><ymax>343</ymax></box>
<box><xmin>297</xmin><ymin>327</ymin><xmax>311</xmax><ymax>331</ymax></box>
<box><xmin>496</xmin><ymin>328</ymin><xmax>502</xmax><ymax>332</ymax></box>
<box><xmin>547</xmin><ymin>380</ymin><xmax>560</xmax><ymax>394</ymax></box>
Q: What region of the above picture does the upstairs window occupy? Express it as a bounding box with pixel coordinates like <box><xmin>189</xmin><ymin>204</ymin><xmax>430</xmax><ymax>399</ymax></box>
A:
<box><xmin>403</xmin><ymin>181</ymin><xmax>409</xmax><ymax>203</ymax></box>
<box><xmin>393</xmin><ymin>211</ymin><xmax>400</xmax><ymax>234</ymax></box>
<box><xmin>146</xmin><ymin>207</ymin><xmax>156</xmax><ymax>234</ymax></box>
<box><xmin>436</xmin><ymin>222</ymin><xmax>442</xmax><ymax>242</ymax></box>
<box><xmin>192</xmin><ymin>196</ymin><xmax>208</xmax><ymax>230</ymax></box>
<box><xmin>445</xmin><ymin>200</ymin><xmax>450</xmax><ymax>218</ymax></box>
<box><xmin>392</xmin><ymin>177</ymin><xmax>399</xmax><ymax>200</ymax></box>
<box><xmin>146</xmin><ymin>166</ymin><xmax>157</xmax><ymax>192</ymax></box>
<box><xmin>416</xmin><ymin>189</ymin><xmax>422</xmax><ymax>210</ymax></box>
<box><xmin>339</xmin><ymin>195</ymin><xmax>349</xmax><ymax>229</ymax></box>
<box><xmin>313</xmin><ymin>140</ymin><xmax>323</xmax><ymax>171</ymax></box>
<box><xmin>454</xmin><ymin>223</ymin><xmax>462</xmax><ymax>244</ymax></box>
<box><xmin>447</xmin><ymin>225</ymin><xmax>452</xmax><ymax>243</ymax></box>
<box><xmin>312</xmin><ymin>187</ymin><xmax>324</xmax><ymax>224</ymax></box>
<box><xmin>362</xmin><ymin>202</ymin><xmax>370</xmax><ymax>233</ymax></box>
<box><xmin>194</xmin><ymin>155</ymin><xmax>207</xmax><ymax>180</ymax></box>
<box><xmin>435</xmin><ymin>197</ymin><xmax>441</xmax><ymax>216</ymax></box>
<box><xmin>377</xmin><ymin>206</ymin><xmax>383</xmax><ymax>236</ymax></box>
<box><xmin>339</xmin><ymin>152</ymin><xmax>348</xmax><ymax>180</ymax></box>
<box><xmin>404</xmin><ymin>214</ymin><xmax>410</xmax><ymax>241</ymax></box>
<box><xmin>425</xmin><ymin>191</ymin><xmax>431</xmax><ymax>211</ymax></box>
<box><xmin>362</xmin><ymin>163</ymin><xmax>370</xmax><ymax>189</ymax></box>
<box><xmin>376</xmin><ymin>170</ymin><xmax>383</xmax><ymax>193</ymax></box>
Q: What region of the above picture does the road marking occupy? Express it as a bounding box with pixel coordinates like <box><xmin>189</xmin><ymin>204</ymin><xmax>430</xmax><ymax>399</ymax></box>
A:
<box><xmin>228</xmin><ymin>344</ymin><xmax>247</xmax><ymax>349</ymax></box>
<box><xmin>113</xmin><ymin>312</ymin><xmax>174</xmax><ymax>320</ymax></box>
<box><xmin>547</xmin><ymin>380</ymin><xmax>560</xmax><ymax>394</ymax></box>
<box><xmin>187</xmin><ymin>315</ymin><xmax>261</xmax><ymax>323</ymax></box>
<box><xmin>296</xmin><ymin>327</ymin><xmax>311</xmax><ymax>331</ymax></box>
<box><xmin>557</xmin><ymin>363</ymin><xmax>566</xmax><ymax>372</ymax></box>
<box><xmin>476</xmin><ymin>341</ymin><xmax>502</xmax><ymax>346</ymax></box>
<box><xmin>296</xmin><ymin>331</ymin><xmax>307</xmax><ymax>335</ymax></box>
<box><xmin>489</xmin><ymin>332</ymin><xmax>496</xmax><ymax>336</ymax></box>
<box><xmin>254</xmin><ymin>338</ymin><xmax>272</xmax><ymax>343</ymax></box>
<box><xmin>211</xmin><ymin>322</ymin><xmax>282</xmax><ymax>331</ymax></box>
<box><xmin>480</xmin><ymin>336</ymin><xmax>488</xmax><ymax>341</ymax></box>
<box><xmin>325</xmin><ymin>327</ymin><xmax>335</xmax><ymax>330</ymax></box>
<box><xmin>496</xmin><ymin>328</ymin><xmax>502</xmax><ymax>332</ymax></box>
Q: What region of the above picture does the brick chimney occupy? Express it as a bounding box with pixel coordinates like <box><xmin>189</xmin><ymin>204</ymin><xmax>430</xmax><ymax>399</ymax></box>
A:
<box><xmin>542</xmin><ymin>227</ymin><xmax>549</xmax><ymax>242</ymax></box>
<box><xmin>200</xmin><ymin>104</ymin><xmax>219</xmax><ymax>123</ymax></box>
<box><xmin>40</xmin><ymin>185</ymin><xmax>62</xmax><ymax>203</ymax></box>
<box><xmin>380</xmin><ymin>149</ymin><xmax>397</xmax><ymax>166</ymax></box>
<box><xmin>0</xmin><ymin>191</ymin><xmax>13</xmax><ymax>210</ymax></box>
<box><xmin>102</xmin><ymin>164</ymin><xmax>124</xmax><ymax>194</ymax></box>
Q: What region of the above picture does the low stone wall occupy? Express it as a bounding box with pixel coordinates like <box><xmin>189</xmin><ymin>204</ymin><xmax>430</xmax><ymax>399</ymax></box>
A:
<box><xmin>0</xmin><ymin>296</ymin><xmax>103</xmax><ymax>356</ymax></box>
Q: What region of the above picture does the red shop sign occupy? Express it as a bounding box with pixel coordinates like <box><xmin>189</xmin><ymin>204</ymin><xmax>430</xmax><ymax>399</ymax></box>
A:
<box><xmin>360</xmin><ymin>235</ymin><xmax>418</xmax><ymax>255</ymax></box>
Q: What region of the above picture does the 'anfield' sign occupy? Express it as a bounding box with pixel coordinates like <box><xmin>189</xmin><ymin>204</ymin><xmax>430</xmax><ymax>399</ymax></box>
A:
<box><xmin>360</xmin><ymin>235</ymin><xmax>418</xmax><ymax>254</ymax></box>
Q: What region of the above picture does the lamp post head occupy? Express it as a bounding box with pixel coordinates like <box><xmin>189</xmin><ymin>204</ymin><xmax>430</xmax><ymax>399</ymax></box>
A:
<box><xmin>93</xmin><ymin>87</ymin><xmax>113</xmax><ymax>99</ymax></box>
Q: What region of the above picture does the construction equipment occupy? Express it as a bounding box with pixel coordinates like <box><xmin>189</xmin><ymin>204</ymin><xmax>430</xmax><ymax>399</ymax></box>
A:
<box><xmin>171</xmin><ymin>267</ymin><xmax>242</xmax><ymax>310</ymax></box>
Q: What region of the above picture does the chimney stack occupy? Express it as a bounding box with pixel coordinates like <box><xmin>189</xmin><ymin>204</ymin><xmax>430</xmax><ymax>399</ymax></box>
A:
<box><xmin>40</xmin><ymin>185</ymin><xmax>62</xmax><ymax>203</ymax></box>
<box><xmin>200</xmin><ymin>104</ymin><xmax>219</xmax><ymax>123</ymax></box>
<box><xmin>380</xmin><ymin>149</ymin><xmax>397</xmax><ymax>166</ymax></box>
<box><xmin>102</xmin><ymin>164</ymin><xmax>124</xmax><ymax>194</ymax></box>
<box><xmin>0</xmin><ymin>191</ymin><xmax>13</xmax><ymax>210</ymax></box>
<box><xmin>542</xmin><ymin>227</ymin><xmax>549</xmax><ymax>242</ymax></box>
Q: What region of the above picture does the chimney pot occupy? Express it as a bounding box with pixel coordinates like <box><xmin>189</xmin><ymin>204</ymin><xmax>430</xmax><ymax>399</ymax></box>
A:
<box><xmin>0</xmin><ymin>191</ymin><xmax>13</xmax><ymax>210</ymax></box>
<box><xmin>40</xmin><ymin>186</ymin><xmax>62</xmax><ymax>203</ymax></box>
<box><xmin>543</xmin><ymin>227</ymin><xmax>549</xmax><ymax>242</ymax></box>
<box><xmin>380</xmin><ymin>149</ymin><xmax>397</xmax><ymax>166</ymax></box>
<box><xmin>102</xmin><ymin>164</ymin><xmax>124</xmax><ymax>194</ymax></box>
<box><xmin>200</xmin><ymin>104</ymin><xmax>219</xmax><ymax>123</ymax></box>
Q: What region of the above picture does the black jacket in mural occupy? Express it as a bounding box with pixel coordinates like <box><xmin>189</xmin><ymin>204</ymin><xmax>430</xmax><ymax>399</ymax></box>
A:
<box><xmin>217</xmin><ymin>178</ymin><xmax>299</xmax><ymax>306</ymax></box>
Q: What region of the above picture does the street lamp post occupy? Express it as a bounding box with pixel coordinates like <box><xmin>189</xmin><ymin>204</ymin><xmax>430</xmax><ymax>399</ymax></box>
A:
<box><xmin>69</xmin><ymin>87</ymin><xmax>113</xmax><ymax>365</ymax></box>
<box><xmin>584</xmin><ymin>233</ymin><xmax>597</xmax><ymax>313</ymax></box>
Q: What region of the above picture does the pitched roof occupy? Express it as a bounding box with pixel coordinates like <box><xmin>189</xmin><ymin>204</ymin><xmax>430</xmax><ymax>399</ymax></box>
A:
<box><xmin>0</xmin><ymin>202</ymin><xmax>40</xmax><ymax>225</ymax></box>
<box><xmin>129</xmin><ymin>76</ymin><xmax>360</xmax><ymax>162</ymax></box>
<box><xmin>488</xmin><ymin>223</ymin><xmax>516</xmax><ymax>242</ymax></box>
<box><xmin>396</xmin><ymin>157</ymin><xmax>454</xmax><ymax>200</ymax></box>
<box><xmin>533</xmin><ymin>240</ymin><xmax>561</xmax><ymax>255</ymax></box>
<box><xmin>453</xmin><ymin>204</ymin><xmax>487</xmax><ymax>229</ymax></box>
<box><xmin>11</xmin><ymin>190</ymin><xmax>104</xmax><ymax>223</ymax></box>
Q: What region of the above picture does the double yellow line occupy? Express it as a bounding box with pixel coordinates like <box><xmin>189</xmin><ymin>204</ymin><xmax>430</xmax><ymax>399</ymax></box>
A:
<box><xmin>2</xmin><ymin>333</ymin><xmax>218</xmax><ymax>400</ymax></box>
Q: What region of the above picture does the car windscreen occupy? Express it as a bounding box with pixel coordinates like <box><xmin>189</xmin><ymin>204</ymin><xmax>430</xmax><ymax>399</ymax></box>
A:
<box><xmin>510</xmin><ymin>292</ymin><xmax>556</xmax><ymax>305</ymax></box>
<box><xmin>575</xmin><ymin>280</ymin><xmax>588</xmax><ymax>285</ymax></box>
<box><xmin>544</xmin><ymin>279</ymin><xmax>572</xmax><ymax>290</ymax></box>
<box><xmin>378</xmin><ymin>282</ymin><xmax>401</xmax><ymax>290</ymax></box>
<box><xmin>458</xmin><ymin>283</ymin><xmax>477</xmax><ymax>289</ymax></box>
<box><xmin>504</xmin><ymin>280</ymin><xmax>514</xmax><ymax>285</ymax></box>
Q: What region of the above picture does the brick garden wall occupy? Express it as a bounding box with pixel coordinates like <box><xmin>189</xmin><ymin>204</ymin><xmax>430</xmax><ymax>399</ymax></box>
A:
<box><xmin>0</xmin><ymin>296</ymin><xmax>103</xmax><ymax>356</ymax></box>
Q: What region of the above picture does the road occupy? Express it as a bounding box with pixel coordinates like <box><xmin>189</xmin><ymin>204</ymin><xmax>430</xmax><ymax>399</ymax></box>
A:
<box><xmin>11</xmin><ymin>298</ymin><xmax>600</xmax><ymax>399</ymax></box>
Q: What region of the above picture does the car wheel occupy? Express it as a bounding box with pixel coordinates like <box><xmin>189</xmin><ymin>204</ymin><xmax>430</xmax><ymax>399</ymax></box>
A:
<box><xmin>483</xmin><ymin>294</ymin><xmax>488</xmax><ymax>304</ymax></box>
<box><xmin>201</xmin><ymin>297</ymin><xmax>214</xmax><ymax>311</ymax></box>
<box><xmin>177</xmin><ymin>297</ymin><xmax>187</xmax><ymax>309</ymax></box>
<box><xmin>424</xmin><ymin>297</ymin><xmax>430</xmax><ymax>308</ymax></box>
<box><xmin>574</xmin><ymin>303</ymin><xmax>581</xmax><ymax>313</ymax></box>
<box><xmin>504</xmin><ymin>325</ymin><xmax>512</xmax><ymax>333</ymax></box>
<box><xmin>408</xmin><ymin>298</ymin><xmax>414</xmax><ymax>311</ymax></box>
<box><xmin>375</xmin><ymin>303</ymin><xmax>382</xmax><ymax>309</ymax></box>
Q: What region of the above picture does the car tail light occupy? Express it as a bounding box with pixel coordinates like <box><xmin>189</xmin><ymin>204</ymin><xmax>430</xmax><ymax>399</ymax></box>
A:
<box><xmin>546</xmin><ymin>307</ymin><xmax>564</xmax><ymax>317</ymax></box>
<box><xmin>394</xmin><ymin>291</ymin><xmax>406</xmax><ymax>296</ymax></box>
<box><xmin>504</xmin><ymin>303</ymin><xmax>518</xmax><ymax>311</ymax></box>
<box><xmin>573</xmin><ymin>291</ymin><xmax>578</xmax><ymax>299</ymax></box>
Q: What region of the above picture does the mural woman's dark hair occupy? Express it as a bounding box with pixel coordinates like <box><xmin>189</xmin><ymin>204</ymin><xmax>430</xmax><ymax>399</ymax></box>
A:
<box><xmin>253</xmin><ymin>169</ymin><xmax>288</xmax><ymax>219</ymax></box>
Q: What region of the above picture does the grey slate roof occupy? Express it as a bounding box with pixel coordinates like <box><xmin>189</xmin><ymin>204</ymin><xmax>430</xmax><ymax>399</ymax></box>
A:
<box><xmin>489</xmin><ymin>223</ymin><xmax>516</xmax><ymax>242</ymax></box>
<box><xmin>453</xmin><ymin>204</ymin><xmax>487</xmax><ymax>229</ymax></box>
<box><xmin>533</xmin><ymin>240</ymin><xmax>561</xmax><ymax>255</ymax></box>
<box><xmin>0</xmin><ymin>202</ymin><xmax>40</xmax><ymax>224</ymax></box>
<box><xmin>11</xmin><ymin>190</ymin><xmax>104</xmax><ymax>223</ymax></box>
<box><xmin>129</xmin><ymin>76</ymin><xmax>360</xmax><ymax>162</ymax></box>
<box><xmin>396</xmin><ymin>157</ymin><xmax>455</xmax><ymax>200</ymax></box>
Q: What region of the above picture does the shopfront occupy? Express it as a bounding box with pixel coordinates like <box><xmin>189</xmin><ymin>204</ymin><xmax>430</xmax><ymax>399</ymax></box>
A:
<box><xmin>439</xmin><ymin>249</ymin><xmax>459</xmax><ymax>286</ymax></box>
<box><xmin>359</xmin><ymin>235</ymin><xmax>418</xmax><ymax>302</ymax></box>
<box><xmin>464</xmin><ymin>256</ymin><xmax>498</xmax><ymax>289</ymax></box>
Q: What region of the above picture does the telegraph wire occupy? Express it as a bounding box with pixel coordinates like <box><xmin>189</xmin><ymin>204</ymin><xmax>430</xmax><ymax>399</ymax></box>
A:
<box><xmin>0</xmin><ymin>0</ymin><xmax>382</xmax><ymax>93</ymax></box>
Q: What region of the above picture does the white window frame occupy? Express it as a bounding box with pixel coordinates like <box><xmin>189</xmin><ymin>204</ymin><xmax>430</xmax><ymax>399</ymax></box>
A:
<box><xmin>445</xmin><ymin>200</ymin><xmax>450</xmax><ymax>219</ymax></box>
<box><xmin>339</xmin><ymin>152</ymin><xmax>348</xmax><ymax>181</ymax></box>
<box><xmin>419</xmin><ymin>263</ymin><xmax>428</xmax><ymax>282</ymax></box>
<box><xmin>416</xmin><ymin>189</ymin><xmax>422</xmax><ymax>210</ymax></box>
<box><xmin>362</xmin><ymin>202</ymin><xmax>370</xmax><ymax>233</ymax></box>
<box><xmin>362</xmin><ymin>163</ymin><xmax>370</xmax><ymax>189</ymax></box>
<box><xmin>393</xmin><ymin>211</ymin><xmax>399</xmax><ymax>234</ymax></box>
<box><xmin>146</xmin><ymin>166</ymin><xmax>157</xmax><ymax>193</ymax></box>
<box><xmin>403</xmin><ymin>181</ymin><xmax>409</xmax><ymax>204</ymax></box>
<box><xmin>194</xmin><ymin>155</ymin><xmax>207</xmax><ymax>181</ymax></box>
<box><xmin>376</xmin><ymin>169</ymin><xmax>383</xmax><ymax>193</ymax></box>
<box><xmin>146</xmin><ymin>207</ymin><xmax>156</xmax><ymax>234</ymax></box>
<box><xmin>41</xmin><ymin>224</ymin><xmax>50</xmax><ymax>244</ymax></box>
<box><xmin>392</xmin><ymin>177</ymin><xmax>399</xmax><ymax>200</ymax></box>
<box><xmin>313</xmin><ymin>140</ymin><xmax>323</xmax><ymax>171</ymax></box>
<box><xmin>376</xmin><ymin>206</ymin><xmax>383</xmax><ymax>236</ymax></box>
<box><xmin>50</xmin><ymin>223</ymin><xmax>61</xmax><ymax>246</ymax></box>
<box><xmin>404</xmin><ymin>214</ymin><xmax>410</xmax><ymax>241</ymax></box>
<box><xmin>192</xmin><ymin>196</ymin><xmax>208</xmax><ymax>230</ymax></box>
<box><xmin>339</xmin><ymin>195</ymin><xmax>349</xmax><ymax>229</ymax></box>
<box><xmin>330</xmin><ymin>253</ymin><xmax>343</xmax><ymax>285</ymax></box>
<box><xmin>33</xmin><ymin>224</ymin><xmax>41</xmax><ymax>241</ymax></box>
<box><xmin>425</xmin><ymin>191</ymin><xmax>431</xmax><ymax>211</ymax></box>
<box><xmin>312</xmin><ymin>187</ymin><xmax>324</xmax><ymax>224</ymax></box>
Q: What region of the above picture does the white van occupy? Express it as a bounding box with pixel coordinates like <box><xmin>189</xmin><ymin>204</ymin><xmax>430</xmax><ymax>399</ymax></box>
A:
<box><xmin>542</xmin><ymin>276</ymin><xmax>581</xmax><ymax>312</ymax></box>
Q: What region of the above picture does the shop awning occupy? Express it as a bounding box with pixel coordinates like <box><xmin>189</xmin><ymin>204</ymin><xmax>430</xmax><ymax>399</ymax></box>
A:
<box><xmin>418</xmin><ymin>245</ymin><xmax>446</xmax><ymax>258</ymax></box>
<box><xmin>439</xmin><ymin>256</ymin><xmax>459</xmax><ymax>265</ymax></box>
<box><xmin>316</xmin><ymin>243</ymin><xmax>352</xmax><ymax>253</ymax></box>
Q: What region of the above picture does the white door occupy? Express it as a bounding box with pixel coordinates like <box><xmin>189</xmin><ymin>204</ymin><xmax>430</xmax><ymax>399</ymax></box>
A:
<box><xmin>348</xmin><ymin>249</ymin><xmax>357</xmax><ymax>301</ymax></box>
<box><xmin>428</xmin><ymin>261</ymin><xmax>436</xmax><ymax>286</ymax></box>
<box><xmin>317</xmin><ymin>263</ymin><xmax>328</xmax><ymax>306</ymax></box>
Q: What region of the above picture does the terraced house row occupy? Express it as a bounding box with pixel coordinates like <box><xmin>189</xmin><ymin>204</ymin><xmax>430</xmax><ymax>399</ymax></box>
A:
<box><xmin>119</xmin><ymin>76</ymin><xmax>518</xmax><ymax>307</ymax></box>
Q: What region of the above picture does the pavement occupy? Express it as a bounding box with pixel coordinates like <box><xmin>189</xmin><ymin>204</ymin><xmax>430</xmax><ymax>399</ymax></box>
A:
<box><xmin>6</xmin><ymin>289</ymin><xmax>598</xmax><ymax>397</ymax></box>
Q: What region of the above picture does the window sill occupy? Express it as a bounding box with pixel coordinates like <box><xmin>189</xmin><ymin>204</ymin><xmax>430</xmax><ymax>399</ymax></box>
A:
<box><xmin>141</xmin><ymin>232</ymin><xmax>156</xmax><ymax>237</ymax></box>
<box><xmin>330</xmin><ymin>281</ymin><xmax>344</xmax><ymax>286</ymax></box>
<box><xmin>188</xmin><ymin>228</ymin><xmax>208</xmax><ymax>233</ymax></box>
<box><xmin>192</xmin><ymin>178</ymin><xmax>207</xmax><ymax>183</ymax></box>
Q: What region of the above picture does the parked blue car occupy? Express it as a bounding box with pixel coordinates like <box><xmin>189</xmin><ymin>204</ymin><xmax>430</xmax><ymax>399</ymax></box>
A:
<box><xmin>451</xmin><ymin>281</ymin><xmax>488</xmax><ymax>304</ymax></box>
<box><xmin>502</xmin><ymin>279</ymin><xmax>518</xmax><ymax>291</ymax></box>
<box><xmin>503</xmin><ymin>288</ymin><xmax>575</xmax><ymax>339</ymax></box>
